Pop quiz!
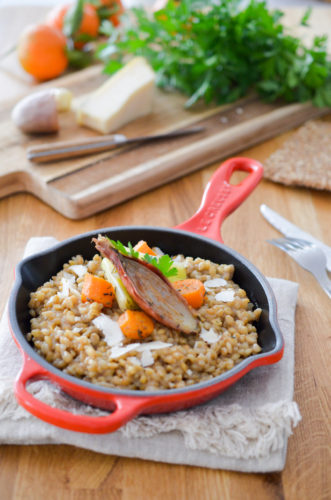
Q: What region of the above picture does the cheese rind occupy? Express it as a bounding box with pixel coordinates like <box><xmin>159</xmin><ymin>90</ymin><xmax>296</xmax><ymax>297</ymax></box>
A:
<box><xmin>75</xmin><ymin>57</ymin><xmax>155</xmax><ymax>134</ymax></box>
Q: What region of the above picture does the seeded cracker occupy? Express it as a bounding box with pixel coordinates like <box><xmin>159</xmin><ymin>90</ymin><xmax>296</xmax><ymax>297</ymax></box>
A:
<box><xmin>264</xmin><ymin>120</ymin><xmax>331</xmax><ymax>191</ymax></box>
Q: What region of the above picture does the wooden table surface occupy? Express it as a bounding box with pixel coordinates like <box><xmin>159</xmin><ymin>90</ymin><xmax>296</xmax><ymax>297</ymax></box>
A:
<box><xmin>0</xmin><ymin>5</ymin><xmax>330</xmax><ymax>500</ymax></box>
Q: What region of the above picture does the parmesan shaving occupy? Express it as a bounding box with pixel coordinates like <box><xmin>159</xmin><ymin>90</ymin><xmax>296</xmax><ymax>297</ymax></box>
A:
<box><xmin>152</xmin><ymin>246</ymin><xmax>164</xmax><ymax>256</ymax></box>
<box><xmin>58</xmin><ymin>278</ymin><xmax>71</xmax><ymax>298</ymax></box>
<box><xmin>110</xmin><ymin>340</ymin><xmax>172</xmax><ymax>360</ymax></box>
<box><xmin>137</xmin><ymin>341</ymin><xmax>172</xmax><ymax>352</ymax></box>
<box><xmin>70</xmin><ymin>265</ymin><xmax>87</xmax><ymax>278</ymax></box>
<box><xmin>215</xmin><ymin>290</ymin><xmax>235</xmax><ymax>302</ymax></box>
<box><xmin>200</xmin><ymin>327</ymin><xmax>221</xmax><ymax>344</ymax></box>
<box><xmin>204</xmin><ymin>278</ymin><xmax>227</xmax><ymax>289</ymax></box>
<box><xmin>62</xmin><ymin>272</ymin><xmax>75</xmax><ymax>283</ymax></box>
<box><xmin>92</xmin><ymin>314</ymin><xmax>124</xmax><ymax>346</ymax></box>
<box><xmin>110</xmin><ymin>344</ymin><xmax>140</xmax><ymax>359</ymax></box>
<box><xmin>140</xmin><ymin>350</ymin><xmax>154</xmax><ymax>367</ymax></box>
<box><xmin>57</xmin><ymin>276</ymin><xmax>81</xmax><ymax>299</ymax></box>
<box><xmin>92</xmin><ymin>315</ymin><xmax>173</xmax><ymax>360</ymax></box>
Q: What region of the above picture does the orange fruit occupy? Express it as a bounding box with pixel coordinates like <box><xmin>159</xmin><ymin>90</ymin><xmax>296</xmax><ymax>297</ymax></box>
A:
<box><xmin>17</xmin><ymin>24</ymin><xmax>68</xmax><ymax>81</ymax></box>
<box><xmin>46</xmin><ymin>3</ymin><xmax>100</xmax><ymax>47</ymax></box>
<box><xmin>45</xmin><ymin>4</ymin><xmax>68</xmax><ymax>31</ymax></box>
<box><xmin>99</xmin><ymin>0</ymin><xmax>124</xmax><ymax>26</ymax></box>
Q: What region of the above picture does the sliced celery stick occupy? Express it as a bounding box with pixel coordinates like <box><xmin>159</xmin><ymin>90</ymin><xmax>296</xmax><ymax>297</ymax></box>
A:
<box><xmin>101</xmin><ymin>258</ymin><xmax>138</xmax><ymax>310</ymax></box>
<box><xmin>167</xmin><ymin>261</ymin><xmax>187</xmax><ymax>282</ymax></box>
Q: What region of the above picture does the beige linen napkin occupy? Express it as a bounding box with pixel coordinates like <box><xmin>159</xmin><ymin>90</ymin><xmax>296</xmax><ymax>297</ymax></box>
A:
<box><xmin>0</xmin><ymin>237</ymin><xmax>301</xmax><ymax>473</ymax></box>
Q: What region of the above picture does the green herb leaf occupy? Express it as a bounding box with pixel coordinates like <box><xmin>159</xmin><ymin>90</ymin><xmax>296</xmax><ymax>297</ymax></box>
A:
<box><xmin>98</xmin><ymin>5</ymin><xmax>120</xmax><ymax>21</ymax></box>
<box><xmin>109</xmin><ymin>239</ymin><xmax>178</xmax><ymax>278</ymax></box>
<box><xmin>67</xmin><ymin>48</ymin><xmax>94</xmax><ymax>68</ymax></box>
<box><xmin>103</xmin><ymin>59</ymin><xmax>124</xmax><ymax>74</ymax></box>
<box><xmin>110</xmin><ymin>239</ymin><xmax>128</xmax><ymax>255</ymax></box>
<box><xmin>127</xmin><ymin>241</ymin><xmax>139</xmax><ymax>259</ymax></box>
<box><xmin>73</xmin><ymin>33</ymin><xmax>96</xmax><ymax>44</ymax></box>
<box><xmin>99</xmin><ymin>19</ymin><xmax>117</xmax><ymax>37</ymax></box>
<box><xmin>143</xmin><ymin>254</ymin><xmax>178</xmax><ymax>278</ymax></box>
<box><xmin>98</xmin><ymin>0</ymin><xmax>331</xmax><ymax>108</ymax></box>
<box><xmin>63</xmin><ymin>0</ymin><xmax>84</xmax><ymax>38</ymax></box>
<box><xmin>300</xmin><ymin>7</ymin><xmax>312</xmax><ymax>27</ymax></box>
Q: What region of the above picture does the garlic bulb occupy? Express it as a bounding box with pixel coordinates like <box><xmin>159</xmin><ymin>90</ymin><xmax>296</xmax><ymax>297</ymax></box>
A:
<box><xmin>12</xmin><ymin>88</ymin><xmax>72</xmax><ymax>134</ymax></box>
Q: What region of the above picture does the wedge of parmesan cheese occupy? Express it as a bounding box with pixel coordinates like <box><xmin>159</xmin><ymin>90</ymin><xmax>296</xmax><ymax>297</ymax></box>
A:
<box><xmin>75</xmin><ymin>57</ymin><xmax>155</xmax><ymax>134</ymax></box>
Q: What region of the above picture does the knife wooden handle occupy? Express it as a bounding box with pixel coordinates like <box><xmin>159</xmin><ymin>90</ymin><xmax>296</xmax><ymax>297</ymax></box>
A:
<box><xmin>27</xmin><ymin>134</ymin><xmax>127</xmax><ymax>164</ymax></box>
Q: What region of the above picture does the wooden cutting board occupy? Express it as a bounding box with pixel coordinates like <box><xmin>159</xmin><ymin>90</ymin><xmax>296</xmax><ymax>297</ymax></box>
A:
<box><xmin>0</xmin><ymin>8</ymin><xmax>330</xmax><ymax>220</ymax></box>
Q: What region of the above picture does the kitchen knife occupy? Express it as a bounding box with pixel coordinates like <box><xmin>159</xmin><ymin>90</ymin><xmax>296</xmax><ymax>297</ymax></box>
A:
<box><xmin>260</xmin><ymin>204</ymin><xmax>331</xmax><ymax>272</ymax></box>
<box><xmin>27</xmin><ymin>126</ymin><xmax>205</xmax><ymax>164</ymax></box>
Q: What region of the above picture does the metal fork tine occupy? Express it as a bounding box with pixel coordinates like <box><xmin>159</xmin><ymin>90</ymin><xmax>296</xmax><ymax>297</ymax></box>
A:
<box><xmin>286</xmin><ymin>241</ymin><xmax>302</xmax><ymax>250</ymax></box>
<box><xmin>267</xmin><ymin>237</ymin><xmax>331</xmax><ymax>299</ymax></box>
<box><xmin>288</xmin><ymin>238</ymin><xmax>313</xmax><ymax>249</ymax></box>
<box><xmin>280</xmin><ymin>239</ymin><xmax>305</xmax><ymax>251</ymax></box>
<box><xmin>267</xmin><ymin>239</ymin><xmax>285</xmax><ymax>250</ymax></box>
<box><xmin>268</xmin><ymin>239</ymin><xmax>295</xmax><ymax>251</ymax></box>
<box><xmin>267</xmin><ymin>239</ymin><xmax>285</xmax><ymax>247</ymax></box>
<box><xmin>284</xmin><ymin>242</ymin><xmax>298</xmax><ymax>250</ymax></box>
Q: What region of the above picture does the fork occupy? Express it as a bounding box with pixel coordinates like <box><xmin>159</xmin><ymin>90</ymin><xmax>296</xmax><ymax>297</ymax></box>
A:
<box><xmin>268</xmin><ymin>237</ymin><xmax>331</xmax><ymax>299</ymax></box>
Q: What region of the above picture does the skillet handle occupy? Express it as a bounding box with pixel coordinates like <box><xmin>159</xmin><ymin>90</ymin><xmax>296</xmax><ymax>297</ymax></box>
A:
<box><xmin>175</xmin><ymin>157</ymin><xmax>263</xmax><ymax>243</ymax></box>
<box><xmin>15</xmin><ymin>355</ymin><xmax>148</xmax><ymax>434</ymax></box>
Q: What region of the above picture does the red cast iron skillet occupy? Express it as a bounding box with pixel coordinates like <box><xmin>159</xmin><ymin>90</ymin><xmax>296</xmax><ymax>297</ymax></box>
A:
<box><xmin>9</xmin><ymin>157</ymin><xmax>284</xmax><ymax>434</ymax></box>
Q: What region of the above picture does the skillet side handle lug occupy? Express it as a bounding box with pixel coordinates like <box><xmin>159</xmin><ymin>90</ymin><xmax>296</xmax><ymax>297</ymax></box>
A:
<box><xmin>176</xmin><ymin>157</ymin><xmax>263</xmax><ymax>242</ymax></box>
<box><xmin>14</xmin><ymin>354</ymin><xmax>147</xmax><ymax>434</ymax></box>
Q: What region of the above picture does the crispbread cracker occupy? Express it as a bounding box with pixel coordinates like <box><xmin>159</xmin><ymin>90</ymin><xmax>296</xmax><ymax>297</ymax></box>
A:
<box><xmin>264</xmin><ymin>120</ymin><xmax>331</xmax><ymax>191</ymax></box>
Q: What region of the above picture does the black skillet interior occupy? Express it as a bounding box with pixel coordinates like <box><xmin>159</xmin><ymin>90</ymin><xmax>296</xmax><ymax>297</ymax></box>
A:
<box><xmin>12</xmin><ymin>226</ymin><xmax>280</xmax><ymax>361</ymax></box>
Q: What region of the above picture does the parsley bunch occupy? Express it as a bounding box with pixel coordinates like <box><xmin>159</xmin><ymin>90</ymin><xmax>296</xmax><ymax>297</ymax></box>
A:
<box><xmin>110</xmin><ymin>240</ymin><xmax>178</xmax><ymax>278</ymax></box>
<box><xmin>98</xmin><ymin>0</ymin><xmax>331</xmax><ymax>107</ymax></box>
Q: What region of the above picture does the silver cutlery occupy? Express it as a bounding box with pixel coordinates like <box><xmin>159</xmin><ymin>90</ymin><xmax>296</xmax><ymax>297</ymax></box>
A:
<box><xmin>260</xmin><ymin>204</ymin><xmax>331</xmax><ymax>272</ymax></box>
<box><xmin>268</xmin><ymin>237</ymin><xmax>331</xmax><ymax>298</ymax></box>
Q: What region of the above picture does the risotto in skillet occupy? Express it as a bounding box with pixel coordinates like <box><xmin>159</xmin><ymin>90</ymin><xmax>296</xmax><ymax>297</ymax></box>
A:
<box><xmin>27</xmin><ymin>236</ymin><xmax>262</xmax><ymax>391</ymax></box>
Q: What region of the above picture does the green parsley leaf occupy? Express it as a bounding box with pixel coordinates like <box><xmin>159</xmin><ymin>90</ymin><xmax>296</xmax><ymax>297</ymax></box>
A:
<box><xmin>109</xmin><ymin>239</ymin><xmax>129</xmax><ymax>256</ymax></box>
<box><xmin>143</xmin><ymin>254</ymin><xmax>178</xmax><ymax>278</ymax></box>
<box><xmin>300</xmin><ymin>7</ymin><xmax>312</xmax><ymax>27</ymax></box>
<box><xmin>98</xmin><ymin>0</ymin><xmax>331</xmax><ymax>108</ymax></box>
<box><xmin>109</xmin><ymin>239</ymin><xmax>178</xmax><ymax>278</ymax></box>
<box><xmin>127</xmin><ymin>241</ymin><xmax>139</xmax><ymax>259</ymax></box>
<box><xmin>103</xmin><ymin>59</ymin><xmax>124</xmax><ymax>75</ymax></box>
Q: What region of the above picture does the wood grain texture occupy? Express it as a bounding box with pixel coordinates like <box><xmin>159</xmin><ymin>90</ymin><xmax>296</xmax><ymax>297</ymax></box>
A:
<box><xmin>0</xmin><ymin>8</ymin><xmax>330</xmax><ymax>219</ymax></box>
<box><xmin>1</xmin><ymin>135</ymin><xmax>330</xmax><ymax>500</ymax></box>
<box><xmin>0</xmin><ymin>4</ymin><xmax>330</xmax><ymax>500</ymax></box>
<box><xmin>2</xmin><ymin>75</ymin><xmax>328</xmax><ymax>219</ymax></box>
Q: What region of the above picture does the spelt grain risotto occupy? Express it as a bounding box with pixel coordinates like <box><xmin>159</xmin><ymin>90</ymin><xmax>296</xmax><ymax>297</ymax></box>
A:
<box><xmin>28</xmin><ymin>248</ymin><xmax>262</xmax><ymax>391</ymax></box>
